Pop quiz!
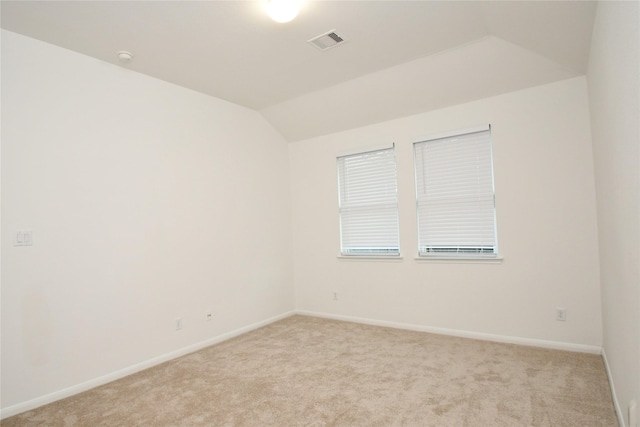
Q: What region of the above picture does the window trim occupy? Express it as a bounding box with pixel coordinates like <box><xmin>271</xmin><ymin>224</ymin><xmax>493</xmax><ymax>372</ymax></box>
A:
<box><xmin>413</xmin><ymin>256</ymin><xmax>503</xmax><ymax>264</ymax></box>
<box><xmin>338</xmin><ymin>255</ymin><xmax>404</xmax><ymax>262</ymax></box>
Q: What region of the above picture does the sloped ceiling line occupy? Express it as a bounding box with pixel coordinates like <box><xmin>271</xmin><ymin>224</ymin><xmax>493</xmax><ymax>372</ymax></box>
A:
<box><xmin>0</xmin><ymin>1</ymin><xmax>596</xmax><ymax>142</ymax></box>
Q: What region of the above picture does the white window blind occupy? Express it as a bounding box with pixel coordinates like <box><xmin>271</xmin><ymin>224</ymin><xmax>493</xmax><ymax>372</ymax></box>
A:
<box><xmin>414</xmin><ymin>127</ymin><xmax>498</xmax><ymax>257</ymax></box>
<box><xmin>337</xmin><ymin>147</ymin><xmax>400</xmax><ymax>256</ymax></box>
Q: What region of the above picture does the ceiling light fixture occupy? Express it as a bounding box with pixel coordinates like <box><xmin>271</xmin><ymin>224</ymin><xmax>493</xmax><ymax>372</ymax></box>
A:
<box><xmin>265</xmin><ymin>0</ymin><xmax>301</xmax><ymax>23</ymax></box>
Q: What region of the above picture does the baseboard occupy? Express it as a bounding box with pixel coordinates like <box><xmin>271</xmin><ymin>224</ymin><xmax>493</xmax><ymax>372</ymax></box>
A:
<box><xmin>2</xmin><ymin>309</ymin><xmax>604</xmax><ymax>420</ymax></box>
<box><xmin>0</xmin><ymin>310</ymin><xmax>295</xmax><ymax>420</ymax></box>
<box><xmin>602</xmin><ymin>348</ymin><xmax>625</xmax><ymax>427</ymax></box>
<box><xmin>296</xmin><ymin>310</ymin><xmax>603</xmax><ymax>354</ymax></box>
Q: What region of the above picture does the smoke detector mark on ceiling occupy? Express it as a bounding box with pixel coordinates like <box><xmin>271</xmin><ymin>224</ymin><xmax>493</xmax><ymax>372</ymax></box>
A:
<box><xmin>308</xmin><ymin>30</ymin><xmax>346</xmax><ymax>51</ymax></box>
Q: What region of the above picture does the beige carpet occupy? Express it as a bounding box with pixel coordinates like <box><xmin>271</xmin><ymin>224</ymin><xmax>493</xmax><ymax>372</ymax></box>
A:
<box><xmin>2</xmin><ymin>315</ymin><xmax>618</xmax><ymax>426</ymax></box>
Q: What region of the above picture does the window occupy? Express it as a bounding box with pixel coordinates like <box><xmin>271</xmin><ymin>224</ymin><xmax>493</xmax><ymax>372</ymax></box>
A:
<box><xmin>337</xmin><ymin>146</ymin><xmax>400</xmax><ymax>256</ymax></box>
<box><xmin>413</xmin><ymin>126</ymin><xmax>498</xmax><ymax>258</ymax></box>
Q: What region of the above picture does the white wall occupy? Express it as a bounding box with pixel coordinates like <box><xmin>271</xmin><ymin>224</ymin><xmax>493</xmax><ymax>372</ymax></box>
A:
<box><xmin>290</xmin><ymin>76</ymin><xmax>603</xmax><ymax>349</ymax></box>
<box><xmin>587</xmin><ymin>2</ymin><xmax>640</xmax><ymax>425</ymax></box>
<box><xmin>1</xmin><ymin>30</ymin><xmax>293</xmax><ymax>412</ymax></box>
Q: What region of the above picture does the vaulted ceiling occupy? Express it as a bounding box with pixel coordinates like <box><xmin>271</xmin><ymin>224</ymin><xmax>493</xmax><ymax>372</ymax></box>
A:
<box><xmin>1</xmin><ymin>1</ymin><xmax>597</xmax><ymax>141</ymax></box>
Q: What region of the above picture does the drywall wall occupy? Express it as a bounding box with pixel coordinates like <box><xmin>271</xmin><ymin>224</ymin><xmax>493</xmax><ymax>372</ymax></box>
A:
<box><xmin>1</xmin><ymin>30</ymin><xmax>293</xmax><ymax>412</ymax></box>
<box><xmin>587</xmin><ymin>1</ymin><xmax>640</xmax><ymax>425</ymax></box>
<box><xmin>290</xmin><ymin>76</ymin><xmax>602</xmax><ymax>349</ymax></box>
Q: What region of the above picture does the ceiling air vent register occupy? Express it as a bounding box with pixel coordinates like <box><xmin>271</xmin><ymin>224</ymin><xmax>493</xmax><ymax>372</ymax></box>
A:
<box><xmin>308</xmin><ymin>30</ymin><xmax>345</xmax><ymax>51</ymax></box>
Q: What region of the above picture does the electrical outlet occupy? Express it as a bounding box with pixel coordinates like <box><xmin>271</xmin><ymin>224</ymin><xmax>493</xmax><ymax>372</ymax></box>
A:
<box><xmin>556</xmin><ymin>308</ymin><xmax>567</xmax><ymax>322</ymax></box>
<box><xmin>175</xmin><ymin>318</ymin><xmax>183</xmax><ymax>331</ymax></box>
<box><xmin>206</xmin><ymin>311</ymin><xmax>213</xmax><ymax>321</ymax></box>
<box><xmin>333</xmin><ymin>292</ymin><xmax>338</xmax><ymax>301</ymax></box>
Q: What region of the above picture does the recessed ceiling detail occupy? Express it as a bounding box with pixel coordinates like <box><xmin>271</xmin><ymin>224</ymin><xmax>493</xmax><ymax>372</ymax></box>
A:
<box><xmin>308</xmin><ymin>30</ymin><xmax>345</xmax><ymax>51</ymax></box>
<box><xmin>0</xmin><ymin>1</ymin><xmax>597</xmax><ymax>142</ymax></box>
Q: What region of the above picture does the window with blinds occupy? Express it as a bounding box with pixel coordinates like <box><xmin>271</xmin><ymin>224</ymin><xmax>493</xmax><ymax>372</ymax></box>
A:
<box><xmin>413</xmin><ymin>127</ymin><xmax>498</xmax><ymax>257</ymax></box>
<box><xmin>337</xmin><ymin>147</ymin><xmax>400</xmax><ymax>256</ymax></box>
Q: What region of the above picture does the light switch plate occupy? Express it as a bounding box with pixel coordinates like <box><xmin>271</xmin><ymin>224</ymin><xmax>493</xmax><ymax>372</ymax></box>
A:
<box><xmin>14</xmin><ymin>230</ymin><xmax>33</xmax><ymax>246</ymax></box>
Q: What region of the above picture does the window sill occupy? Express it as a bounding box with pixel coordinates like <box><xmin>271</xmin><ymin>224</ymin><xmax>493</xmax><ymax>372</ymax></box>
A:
<box><xmin>337</xmin><ymin>255</ymin><xmax>404</xmax><ymax>262</ymax></box>
<box><xmin>414</xmin><ymin>256</ymin><xmax>503</xmax><ymax>264</ymax></box>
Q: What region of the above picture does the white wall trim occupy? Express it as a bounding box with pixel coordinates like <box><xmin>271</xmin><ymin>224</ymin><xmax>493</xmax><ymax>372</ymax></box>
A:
<box><xmin>0</xmin><ymin>311</ymin><xmax>295</xmax><ymax>420</ymax></box>
<box><xmin>602</xmin><ymin>348</ymin><xmax>625</xmax><ymax>427</ymax></box>
<box><xmin>296</xmin><ymin>310</ymin><xmax>603</xmax><ymax>354</ymax></box>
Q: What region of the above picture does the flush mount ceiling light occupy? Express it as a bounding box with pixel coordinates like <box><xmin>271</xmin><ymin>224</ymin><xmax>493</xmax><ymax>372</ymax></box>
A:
<box><xmin>265</xmin><ymin>0</ymin><xmax>301</xmax><ymax>23</ymax></box>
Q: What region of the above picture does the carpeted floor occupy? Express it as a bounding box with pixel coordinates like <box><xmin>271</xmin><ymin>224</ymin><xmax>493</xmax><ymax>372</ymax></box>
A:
<box><xmin>2</xmin><ymin>315</ymin><xmax>618</xmax><ymax>426</ymax></box>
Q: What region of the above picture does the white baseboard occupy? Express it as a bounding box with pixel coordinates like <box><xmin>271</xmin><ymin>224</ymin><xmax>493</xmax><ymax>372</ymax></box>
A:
<box><xmin>296</xmin><ymin>310</ymin><xmax>603</xmax><ymax>354</ymax></box>
<box><xmin>2</xmin><ymin>310</ymin><xmax>605</xmax><ymax>420</ymax></box>
<box><xmin>602</xmin><ymin>348</ymin><xmax>625</xmax><ymax>427</ymax></box>
<box><xmin>0</xmin><ymin>310</ymin><xmax>295</xmax><ymax>420</ymax></box>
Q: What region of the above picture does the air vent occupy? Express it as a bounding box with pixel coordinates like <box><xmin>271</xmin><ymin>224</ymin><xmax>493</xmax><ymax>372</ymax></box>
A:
<box><xmin>308</xmin><ymin>30</ymin><xmax>346</xmax><ymax>51</ymax></box>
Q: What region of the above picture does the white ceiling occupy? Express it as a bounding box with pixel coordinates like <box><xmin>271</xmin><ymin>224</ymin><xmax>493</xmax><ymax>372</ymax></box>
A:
<box><xmin>1</xmin><ymin>1</ymin><xmax>597</xmax><ymax>142</ymax></box>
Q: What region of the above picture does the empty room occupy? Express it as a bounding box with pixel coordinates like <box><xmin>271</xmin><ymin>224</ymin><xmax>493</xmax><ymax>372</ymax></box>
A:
<box><xmin>1</xmin><ymin>0</ymin><xmax>638</xmax><ymax>426</ymax></box>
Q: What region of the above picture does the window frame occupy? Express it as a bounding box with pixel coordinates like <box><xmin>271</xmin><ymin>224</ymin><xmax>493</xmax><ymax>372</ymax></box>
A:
<box><xmin>336</xmin><ymin>145</ymin><xmax>401</xmax><ymax>258</ymax></box>
<box><xmin>413</xmin><ymin>125</ymin><xmax>499</xmax><ymax>259</ymax></box>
